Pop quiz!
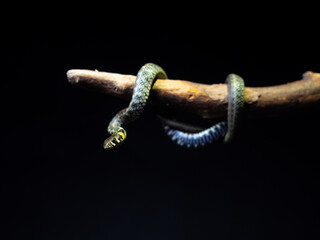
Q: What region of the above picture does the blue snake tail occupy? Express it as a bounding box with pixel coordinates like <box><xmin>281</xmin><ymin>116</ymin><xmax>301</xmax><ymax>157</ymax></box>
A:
<box><xmin>163</xmin><ymin>121</ymin><xmax>227</xmax><ymax>148</ymax></box>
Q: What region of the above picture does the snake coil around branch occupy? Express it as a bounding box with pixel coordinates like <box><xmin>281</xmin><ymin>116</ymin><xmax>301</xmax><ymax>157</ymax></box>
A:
<box><xmin>101</xmin><ymin>63</ymin><xmax>245</xmax><ymax>149</ymax></box>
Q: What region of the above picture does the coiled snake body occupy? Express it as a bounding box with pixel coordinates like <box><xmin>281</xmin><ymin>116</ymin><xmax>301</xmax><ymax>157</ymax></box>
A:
<box><xmin>103</xmin><ymin>63</ymin><xmax>245</xmax><ymax>149</ymax></box>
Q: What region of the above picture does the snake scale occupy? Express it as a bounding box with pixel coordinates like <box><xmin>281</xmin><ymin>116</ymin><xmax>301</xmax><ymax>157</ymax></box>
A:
<box><xmin>103</xmin><ymin>63</ymin><xmax>245</xmax><ymax>149</ymax></box>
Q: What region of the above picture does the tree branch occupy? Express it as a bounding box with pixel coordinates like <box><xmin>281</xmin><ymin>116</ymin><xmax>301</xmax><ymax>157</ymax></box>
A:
<box><xmin>67</xmin><ymin>69</ymin><xmax>320</xmax><ymax>119</ymax></box>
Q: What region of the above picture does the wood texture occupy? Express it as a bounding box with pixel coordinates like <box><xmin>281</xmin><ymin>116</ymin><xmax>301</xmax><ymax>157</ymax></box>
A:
<box><xmin>67</xmin><ymin>69</ymin><xmax>320</xmax><ymax>119</ymax></box>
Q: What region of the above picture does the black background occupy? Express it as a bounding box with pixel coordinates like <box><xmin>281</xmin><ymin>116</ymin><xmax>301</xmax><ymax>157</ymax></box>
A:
<box><xmin>1</xmin><ymin>7</ymin><xmax>320</xmax><ymax>240</ymax></box>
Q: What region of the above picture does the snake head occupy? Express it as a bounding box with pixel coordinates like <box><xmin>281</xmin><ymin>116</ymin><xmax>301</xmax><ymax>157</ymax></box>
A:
<box><xmin>103</xmin><ymin>128</ymin><xmax>127</xmax><ymax>149</ymax></box>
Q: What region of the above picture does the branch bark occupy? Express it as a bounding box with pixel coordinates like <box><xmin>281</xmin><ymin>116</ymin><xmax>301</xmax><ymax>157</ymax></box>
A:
<box><xmin>67</xmin><ymin>69</ymin><xmax>320</xmax><ymax>119</ymax></box>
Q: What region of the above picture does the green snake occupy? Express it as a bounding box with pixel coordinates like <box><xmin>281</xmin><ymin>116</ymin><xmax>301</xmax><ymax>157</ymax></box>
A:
<box><xmin>103</xmin><ymin>63</ymin><xmax>245</xmax><ymax>149</ymax></box>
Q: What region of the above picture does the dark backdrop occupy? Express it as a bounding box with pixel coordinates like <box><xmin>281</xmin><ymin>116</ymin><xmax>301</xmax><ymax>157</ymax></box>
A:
<box><xmin>1</xmin><ymin>8</ymin><xmax>320</xmax><ymax>240</ymax></box>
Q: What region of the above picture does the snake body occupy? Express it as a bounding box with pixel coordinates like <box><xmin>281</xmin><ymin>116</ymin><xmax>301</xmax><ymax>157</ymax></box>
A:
<box><xmin>224</xmin><ymin>73</ymin><xmax>245</xmax><ymax>143</ymax></box>
<box><xmin>163</xmin><ymin>122</ymin><xmax>228</xmax><ymax>148</ymax></box>
<box><xmin>104</xmin><ymin>63</ymin><xmax>245</xmax><ymax>149</ymax></box>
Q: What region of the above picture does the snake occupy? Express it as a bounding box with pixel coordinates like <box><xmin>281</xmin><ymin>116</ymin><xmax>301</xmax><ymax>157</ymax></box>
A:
<box><xmin>103</xmin><ymin>63</ymin><xmax>245</xmax><ymax>149</ymax></box>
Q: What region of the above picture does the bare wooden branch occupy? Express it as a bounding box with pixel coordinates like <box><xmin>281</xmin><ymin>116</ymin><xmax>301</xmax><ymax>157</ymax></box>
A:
<box><xmin>67</xmin><ymin>69</ymin><xmax>320</xmax><ymax>119</ymax></box>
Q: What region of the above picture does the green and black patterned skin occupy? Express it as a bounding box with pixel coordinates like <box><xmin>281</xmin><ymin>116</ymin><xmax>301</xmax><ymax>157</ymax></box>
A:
<box><xmin>224</xmin><ymin>74</ymin><xmax>245</xmax><ymax>143</ymax></box>
<box><xmin>104</xmin><ymin>63</ymin><xmax>245</xmax><ymax>149</ymax></box>
<box><xmin>104</xmin><ymin>63</ymin><xmax>167</xmax><ymax>149</ymax></box>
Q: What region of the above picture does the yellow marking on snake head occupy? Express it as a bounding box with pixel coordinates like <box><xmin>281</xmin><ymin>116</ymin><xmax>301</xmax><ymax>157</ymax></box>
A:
<box><xmin>117</xmin><ymin>131</ymin><xmax>126</xmax><ymax>141</ymax></box>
